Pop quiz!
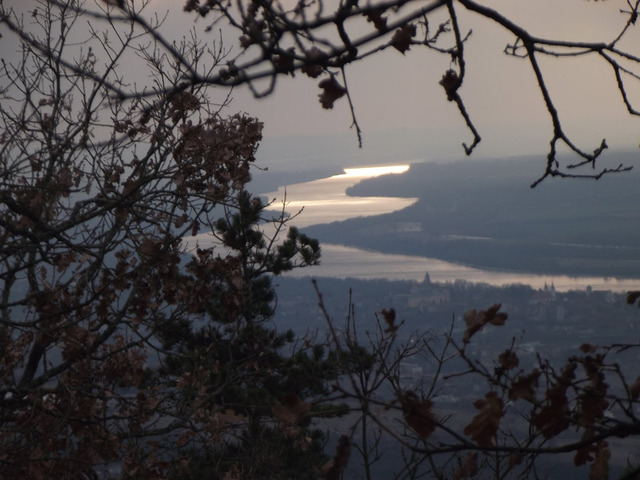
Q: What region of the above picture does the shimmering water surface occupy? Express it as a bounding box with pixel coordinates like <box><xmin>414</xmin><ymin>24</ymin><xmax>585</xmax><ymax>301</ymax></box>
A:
<box><xmin>262</xmin><ymin>165</ymin><xmax>418</xmax><ymax>227</ymax></box>
<box><xmin>186</xmin><ymin>165</ymin><xmax>640</xmax><ymax>292</ymax></box>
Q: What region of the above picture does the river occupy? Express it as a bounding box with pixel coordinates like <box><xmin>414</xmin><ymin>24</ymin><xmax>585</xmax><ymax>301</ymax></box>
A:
<box><xmin>261</xmin><ymin>165</ymin><xmax>418</xmax><ymax>227</ymax></box>
<box><xmin>184</xmin><ymin>165</ymin><xmax>639</xmax><ymax>292</ymax></box>
<box><xmin>261</xmin><ymin>165</ymin><xmax>640</xmax><ymax>292</ymax></box>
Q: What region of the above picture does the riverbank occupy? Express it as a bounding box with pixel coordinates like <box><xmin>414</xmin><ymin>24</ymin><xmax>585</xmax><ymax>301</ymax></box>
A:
<box><xmin>302</xmin><ymin>155</ymin><xmax>640</xmax><ymax>281</ymax></box>
<box><xmin>284</xmin><ymin>244</ymin><xmax>640</xmax><ymax>292</ymax></box>
<box><xmin>255</xmin><ymin>157</ymin><xmax>640</xmax><ymax>290</ymax></box>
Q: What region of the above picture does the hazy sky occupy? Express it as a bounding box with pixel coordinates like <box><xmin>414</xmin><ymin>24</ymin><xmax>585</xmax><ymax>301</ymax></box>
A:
<box><xmin>149</xmin><ymin>0</ymin><xmax>640</xmax><ymax>163</ymax></box>
<box><xmin>3</xmin><ymin>0</ymin><xmax>639</xmax><ymax>165</ymax></box>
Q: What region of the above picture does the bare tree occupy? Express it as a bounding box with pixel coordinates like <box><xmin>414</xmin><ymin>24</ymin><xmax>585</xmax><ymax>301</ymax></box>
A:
<box><xmin>182</xmin><ymin>0</ymin><xmax>640</xmax><ymax>185</ymax></box>
<box><xmin>0</xmin><ymin>1</ymin><xmax>323</xmax><ymax>477</ymax></box>
<box><xmin>186</xmin><ymin>0</ymin><xmax>640</xmax><ymax>185</ymax></box>
<box><xmin>312</xmin><ymin>283</ymin><xmax>640</xmax><ymax>480</ymax></box>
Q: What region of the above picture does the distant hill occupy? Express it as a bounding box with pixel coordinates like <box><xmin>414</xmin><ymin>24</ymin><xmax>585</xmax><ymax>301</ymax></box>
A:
<box><xmin>304</xmin><ymin>152</ymin><xmax>640</xmax><ymax>278</ymax></box>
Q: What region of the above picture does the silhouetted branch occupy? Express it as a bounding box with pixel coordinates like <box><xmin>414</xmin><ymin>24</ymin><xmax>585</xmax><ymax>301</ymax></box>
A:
<box><xmin>7</xmin><ymin>0</ymin><xmax>640</xmax><ymax>182</ymax></box>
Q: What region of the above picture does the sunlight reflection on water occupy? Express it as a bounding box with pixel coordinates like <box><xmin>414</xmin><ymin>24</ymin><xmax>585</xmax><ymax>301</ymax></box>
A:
<box><xmin>262</xmin><ymin>165</ymin><xmax>417</xmax><ymax>228</ymax></box>
<box><xmin>184</xmin><ymin>165</ymin><xmax>640</xmax><ymax>292</ymax></box>
<box><xmin>340</xmin><ymin>165</ymin><xmax>410</xmax><ymax>177</ymax></box>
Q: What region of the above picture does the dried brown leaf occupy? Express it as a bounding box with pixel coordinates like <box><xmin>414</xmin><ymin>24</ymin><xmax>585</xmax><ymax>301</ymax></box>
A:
<box><xmin>532</xmin><ymin>362</ymin><xmax>576</xmax><ymax>438</ymax></box>
<box><xmin>575</xmin><ymin>430</ymin><xmax>597</xmax><ymax>466</ymax></box>
<box><xmin>301</xmin><ymin>47</ymin><xmax>326</xmax><ymax>78</ymax></box>
<box><xmin>365</xmin><ymin>9</ymin><xmax>387</xmax><ymax>31</ymax></box>
<box><xmin>318</xmin><ymin>77</ymin><xmax>346</xmax><ymax>109</ymax></box>
<box><xmin>274</xmin><ymin>47</ymin><xmax>296</xmax><ymax>75</ymax></box>
<box><xmin>580</xmin><ymin>343</ymin><xmax>598</xmax><ymax>353</ymax></box>
<box><xmin>590</xmin><ymin>442</ymin><xmax>610</xmax><ymax>480</ymax></box>
<box><xmin>439</xmin><ymin>69</ymin><xmax>460</xmax><ymax>101</ymax></box>
<box><xmin>626</xmin><ymin>290</ymin><xmax>640</xmax><ymax>306</ymax></box>
<box><xmin>53</xmin><ymin>252</ymin><xmax>76</xmax><ymax>273</ymax></box>
<box><xmin>381</xmin><ymin>308</ymin><xmax>398</xmax><ymax>334</ymax></box>
<box><xmin>498</xmin><ymin>350</ymin><xmax>519</xmax><ymax>370</ymax></box>
<box><xmin>463</xmin><ymin>304</ymin><xmax>508</xmax><ymax>344</ymax></box>
<box><xmin>401</xmin><ymin>391</ymin><xmax>436</xmax><ymax>438</ymax></box>
<box><xmin>391</xmin><ymin>23</ymin><xmax>416</xmax><ymax>54</ymax></box>
<box><xmin>508</xmin><ymin>370</ymin><xmax>540</xmax><ymax>402</ymax></box>
<box><xmin>508</xmin><ymin>453</ymin><xmax>524</xmax><ymax>468</ymax></box>
<box><xmin>464</xmin><ymin>391</ymin><xmax>503</xmax><ymax>446</ymax></box>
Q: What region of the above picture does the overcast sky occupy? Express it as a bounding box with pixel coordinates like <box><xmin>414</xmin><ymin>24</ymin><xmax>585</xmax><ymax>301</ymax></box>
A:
<box><xmin>147</xmin><ymin>0</ymin><xmax>640</xmax><ymax>164</ymax></box>
<box><xmin>3</xmin><ymin>0</ymin><xmax>640</xmax><ymax>166</ymax></box>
